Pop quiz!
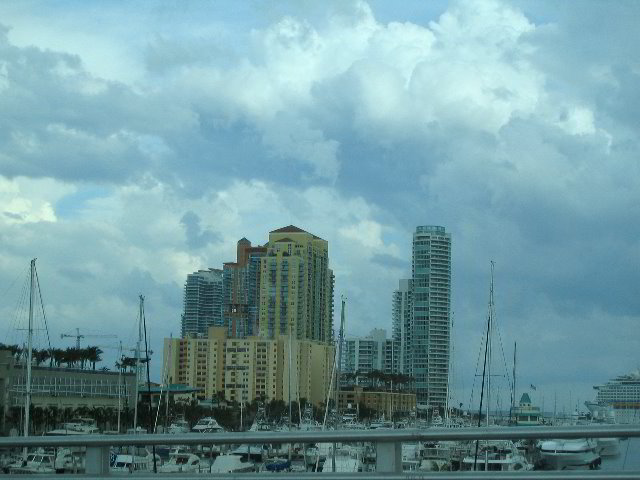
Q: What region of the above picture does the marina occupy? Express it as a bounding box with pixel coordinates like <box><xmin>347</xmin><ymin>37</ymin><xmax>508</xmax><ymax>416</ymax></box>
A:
<box><xmin>0</xmin><ymin>423</ymin><xmax>639</xmax><ymax>476</ymax></box>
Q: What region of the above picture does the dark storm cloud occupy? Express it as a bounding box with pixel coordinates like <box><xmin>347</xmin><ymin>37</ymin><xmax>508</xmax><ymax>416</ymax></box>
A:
<box><xmin>180</xmin><ymin>211</ymin><xmax>220</xmax><ymax>249</ymax></box>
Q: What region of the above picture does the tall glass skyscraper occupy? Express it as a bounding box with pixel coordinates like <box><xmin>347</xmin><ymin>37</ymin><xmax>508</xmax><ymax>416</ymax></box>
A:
<box><xmin>180</xmin><ymin>268</ymin><xmax>224</xmax><ymax>337</ymax></box>
<box><xmin>410</xmin><ymin>225</ymin><xmax>451</xmax><ymax>407</ymax></box>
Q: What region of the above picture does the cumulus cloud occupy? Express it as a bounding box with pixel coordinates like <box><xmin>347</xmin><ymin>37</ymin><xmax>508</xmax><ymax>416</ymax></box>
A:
<box><xmin>0</xmin><ymin>0</ymin><xmax>638</xmax><ymax>410</ymax></box>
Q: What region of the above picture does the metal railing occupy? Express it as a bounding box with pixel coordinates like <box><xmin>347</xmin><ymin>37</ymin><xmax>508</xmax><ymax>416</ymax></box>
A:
<box><xmin>0</xmin><ymin>423</ymin><xmax>638</xmax><ymax>479</ymax></box>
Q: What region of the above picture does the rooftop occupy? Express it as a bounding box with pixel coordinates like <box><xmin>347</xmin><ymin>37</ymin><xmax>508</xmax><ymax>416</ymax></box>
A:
<box><xmin>270</xmin><ymin>225</ymin><xmax>323</xmax><ymax>240</ymax></box>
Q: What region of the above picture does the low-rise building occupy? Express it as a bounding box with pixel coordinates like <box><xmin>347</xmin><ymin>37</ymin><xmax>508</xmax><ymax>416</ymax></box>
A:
<box><xmin>337</xmin><ymin>386</ymin><xmax>416</xmax><ymax>417</ymax></box>
<box><xmin>511</xmin><ymin>392</ymin><xmax>541</xmax><ymax>426</ymax></box>
<box><xmin>163</xmin><ymin>326</ymin><xmax>334</xmax><ymax>406</ymax></box>
<box><xmin>0</xmin><ymin>349</ymin><xmax>136</xmax><ymax>432</ymax></box>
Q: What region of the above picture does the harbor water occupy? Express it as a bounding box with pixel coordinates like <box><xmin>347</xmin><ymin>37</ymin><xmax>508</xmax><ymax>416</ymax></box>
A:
<box><xmin>601</xmin><ymin>437</ymin><xmax>640</xmax><ymax>471</ymax></box>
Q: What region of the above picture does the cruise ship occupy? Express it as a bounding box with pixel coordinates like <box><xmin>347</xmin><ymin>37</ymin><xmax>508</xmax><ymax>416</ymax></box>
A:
<box><xmin>585</xmin><ymin>369</ymin><xmax>640</xmax><ymax>424</ymax></box>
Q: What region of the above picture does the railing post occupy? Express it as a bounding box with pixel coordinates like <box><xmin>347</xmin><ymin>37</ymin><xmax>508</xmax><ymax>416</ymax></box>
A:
<box><xmin>376</xmin><ymin>440</ymin><xmax>402</xmax><ymax>473</ymax></box>
<box><xmin>85</xmin><ymin>445</ymin><xmax>111</xmax><ymax>475</ymax></box>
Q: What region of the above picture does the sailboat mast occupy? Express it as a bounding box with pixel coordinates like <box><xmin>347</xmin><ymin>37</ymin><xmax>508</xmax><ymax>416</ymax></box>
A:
<box><xmin>117</xmin><ymin>340</ymin><xmax>122</xmax><ymax>433</ymax></box>
<box><xmin>24</xmin><ymin>258</ymin><xmax>36</xmax><ymax>442</ymax></box>
<box><xmin>333</xmin><ymin>295</ymin><xmax>346</xmax><ymax>472</ymax></box>
<box><xmin>486</xmin><ymin>261</ymin><xmax>494</xmax><ymax>427</ymax></box>
<box><xmin>133</xmin><ymin>295</ymin><xmax>143</xmax><ymax>431</ymax></box>
<box><xmin>165</xmin><ymin>333</ymin><xmax>172</xmax><ymax>429</ymax></box>
<box><xmin>288</xmin><ymin>318</ymin><xmax>292</xmax><ymax>461</ymax></box>
<box><xmin>511</xmin><ymin>341</ymin><xmax>517</xmax><ymax>423</ymax></box>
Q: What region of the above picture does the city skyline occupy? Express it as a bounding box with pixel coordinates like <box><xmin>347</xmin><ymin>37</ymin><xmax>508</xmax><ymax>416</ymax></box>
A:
<box><xmin>0</xmin><ymin>0</ymin><xmax>638</xmax><ymax>414</ymax></box>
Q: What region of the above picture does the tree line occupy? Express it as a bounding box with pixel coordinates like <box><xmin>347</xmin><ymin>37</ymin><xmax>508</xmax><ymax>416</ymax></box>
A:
<box><xmin>0</xmin><ymin>343</ymin><xmax>104</xmax><ymax>370</ymax></box>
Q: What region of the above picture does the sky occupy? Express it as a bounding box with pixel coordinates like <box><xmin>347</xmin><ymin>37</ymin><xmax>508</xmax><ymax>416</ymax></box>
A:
<box><xmin>0</xmin><ymin>0</ymin><xmax>638</xmax><ymax>415</ymax></box>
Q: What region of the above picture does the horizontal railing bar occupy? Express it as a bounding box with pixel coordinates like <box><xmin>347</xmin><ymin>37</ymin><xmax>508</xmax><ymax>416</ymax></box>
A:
<box><xmin>0</xmin><ymin>424</ymin><xmax>638</xmax><ymax>448</ymax></box>
<box><xmin>7</xmin><ymin>472</ymin><xmax>640</xmax><ymax>480</ymax></box>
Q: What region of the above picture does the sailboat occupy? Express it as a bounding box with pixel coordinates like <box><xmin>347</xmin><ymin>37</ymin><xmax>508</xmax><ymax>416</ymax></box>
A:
<box><xmin>111</xmin><ymin>295</ymin><xmax>161</xmax><ymax>473</ymax></box>
<box><xmin>5</xmin><ymin>259</ymin><xmax>39</xmax><ymax>470</ymax></box>
<box><xmin>471</xmin><ymin>262</ymin><xmax>533</xmax><ymax>472</ymax></box>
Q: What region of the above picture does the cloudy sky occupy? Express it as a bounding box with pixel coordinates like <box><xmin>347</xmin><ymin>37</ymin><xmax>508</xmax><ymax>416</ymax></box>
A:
<box><xmin>0</xmin><ymin>0</ymin><xmax>638</xmax><ymax>414</ymax></box>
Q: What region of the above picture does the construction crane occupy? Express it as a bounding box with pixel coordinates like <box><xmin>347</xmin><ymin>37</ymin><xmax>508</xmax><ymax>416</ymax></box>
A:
<box><xmin>60</xmin><ymin>328</ymin><xmax>117</xmax><ymax>349</ymax></box>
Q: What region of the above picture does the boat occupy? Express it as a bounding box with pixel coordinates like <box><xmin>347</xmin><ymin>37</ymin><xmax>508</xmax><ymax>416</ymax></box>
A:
<box><xmin>110</xmin><ymin>447</ymin><xmax>162</xmax><ymax>472</ymax></box>
<box><xmin>53</xmin><ymin>447</ymin><xmax>86</xmax><ymax>473</ymax></box>
<box><xmin>46</xmin><ymin>417</ymin><xmax>101</xmax><ymax>435</ymax></box>
<box><xmin>209</xmin><ymin>454</ymin><xmax>255</xmax><ymax>473</ymax></box>
<box><xmin>262</xmin><ymin>457</ymin><xmax>292</xmax><ymax>472</ymax></box>
<box><xmin>231</xmin><ymin>444</ymin><xmax>268</xmax><ymax>462</ymax></box>
<box><xmin>249</xmin><ymin>403</ymin><xmax>272</xmax><ymax>432</ymax></box>
<box><xmin>7</xmin><ymin>450</ymin><xmax>56</xmax><ymax>474</ymax></box>
<box><xmin>461</xmin><ymin>440</ymin><xmax>533</xmax><ymax>471</ymax></box>
<box><xmin>586</xmin><ymin>369</ymin><xmax>640</xmax><ymax>424</ymax></box>
<box><xmin>538</xmin><ymin>439</ymin><xmax>601</xmax><ymax>470</ymax></box>
<box><xmin>299</xmin><ymin>403</ymin><xmax>320</xmax><ymax>431</ymax></box>
<box><xmin>167</xmin><ymin>418</ymin><xmax>191</xmax><ymax>434</ymax></box>
<box><xmin>158</xmin><ymin>452</ymin><xmax>209</xmax><ymax>473</ymax></box>
<box><xmin>192</xmin><ymin>416</ymin><xmax>225</xmax><ymax>433</ymax></box>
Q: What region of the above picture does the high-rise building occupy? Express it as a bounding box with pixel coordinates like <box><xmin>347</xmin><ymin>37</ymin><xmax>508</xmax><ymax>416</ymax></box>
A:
<box><xmin>180</xmin><ymin>268</ymin><xmax>224</xmax><ymax>337</ymax></box>
<box><xmin>223</xmin><ymin>238</ymin><xmax>267</xmax><ymax>338</ymax></box>
<box><xmin>259</xmin><ymin>226</ymin><xmax>334</xmax><ymax>344</ymax></box>
<box><xmin>411</xmin><ymin>225</ymin><xmax>451</xmax><ymax>407</ymax></box>
<box><xmin>392</xmin><ymin>279</ymin><xmax>412</xmax><ymax>376</ymax></box>
<box><xmin>341</xmin><ymin>328</ymin><xmax>387</xmax><ymax>375</ymax></box>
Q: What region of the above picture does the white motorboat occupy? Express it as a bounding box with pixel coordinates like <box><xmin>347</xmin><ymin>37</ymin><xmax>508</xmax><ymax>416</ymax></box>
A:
<box><xmin>8</xmin><ymin>451</ymin><xmax>56</xmax><ymax>474</ymax></box>
<box><xmin>158</xmin><ymin>452</ymin><xmax>208</xmax><ymax>473</ymax></box>
<box><xmin>167</xmin><ymin>419</ymin><xmax>191</xmax><ymax>434</ymax></box>
<box><xmin>192</xmin><ymin>416</ymin><xmax>225</xmax><ymax>433</ymax></box>
<box><xmin>461</xmin><ymin>441</ymin><xmax>533</xmax><ymax>471</ymax></box>
<box><xmin>54</xmin><ymin>447</ymin><xmax>85</xmax><ymax>473</ymax></box>
<box><xmin>210</xmin><ymin>454</ymin><xmax>255</xmax><ymax>473</ymax></box>
<box><xmin>110</xmin><ymin>446</ymin><xmax>162</xmax><ymax>472</ymax></box>
<box><xmin>46</xmin><ymin>417</ymin><xmax>101</xmax><ymax>435</ymax></box>
<box><xmin>538</xmin><ymin>439</ymin><xmax>601</xmax><ymax>470</ymax></box>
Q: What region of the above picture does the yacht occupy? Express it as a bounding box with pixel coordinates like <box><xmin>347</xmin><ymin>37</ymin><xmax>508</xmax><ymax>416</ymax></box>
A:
<box><xmin>192</xmin><ymin>416</ymin><xmax>225</xmax><ymax>433</ymax></box>
<box><xmin>209</xmin><ymin>454</ymin><xmax>255</xmax><ymax>473</ymax></box>
<box><xmin>46</xmin><ymin>417</ymin><xmax>100</xmax><ymax>435</ymax></box>
<box><xmin>54</xmin><ymin>447</ymin><xmax>85</xmax><ymax>473</ymax></box>
<box><xmin>461</xmin><ymin>441</ymin><xmax>533</xmax><ymax>471</ymax></box>
<box><xmin>538</xmin><ymin>439</ymin><xmax>601</xmax><ymax>470</ymax></box>
<box><xmin>110</xmin><ymin>446</ymin><xmax>162</xmax><ymax>472</ymax></box>
<box><xmin>158</xmin><ymin>452</ymin><xmax>209</xmax><ymax>473</ymax></box>
<box><xmin>8</xmin><ymin>451</ymin><xmax>56</xmax><ymax>474</ymax></box>
<box><xmin>299</xmin><ymin>403</ymin><xmax>320</xmax><ymax>430</ymax></box>
<box><xmin>167</xmin><ymin>418</ymin><xmax>191</xmax><ymax>434</ymax></box>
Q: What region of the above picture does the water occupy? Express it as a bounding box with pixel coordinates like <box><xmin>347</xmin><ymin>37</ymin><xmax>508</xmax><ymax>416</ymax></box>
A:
<box><xmin>601</xmin><ymin>437</ymin><xmax>640</xmax><ymax>471</ymax></box>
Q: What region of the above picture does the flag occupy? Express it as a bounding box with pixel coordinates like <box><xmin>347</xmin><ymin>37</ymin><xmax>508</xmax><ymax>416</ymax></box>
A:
<box><xmin>530</xmin><ymin>384</ymin><xmax>537</xmax><ymax>391</ymax></box>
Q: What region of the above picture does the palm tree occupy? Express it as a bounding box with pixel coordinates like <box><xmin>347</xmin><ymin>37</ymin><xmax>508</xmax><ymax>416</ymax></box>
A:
<box><xmin>86</xmin><ymin>346</ymin><xmax>103</xmax><ymax>370</ymax></box>
<box><xmin>51</xmin><ymin>348</ymin><xmax>65</xmax><ymax>367</ymax></box>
